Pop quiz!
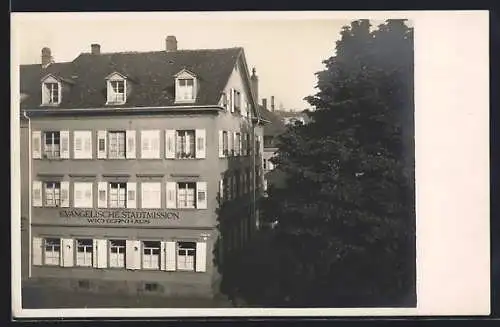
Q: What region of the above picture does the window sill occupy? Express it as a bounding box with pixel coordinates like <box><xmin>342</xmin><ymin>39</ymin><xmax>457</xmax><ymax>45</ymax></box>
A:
<box><xmin>105</xmin><ymin>102</ymin><xmax>127</xmax><ymax>106</ymax></box>
<box><xmin>174</xmin><ymin>99</ymin><xmax>196</xmax><ymax>104</ymax></box>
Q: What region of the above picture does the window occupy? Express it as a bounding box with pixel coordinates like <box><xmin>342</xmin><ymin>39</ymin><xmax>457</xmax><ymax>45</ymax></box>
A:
<box><xmin>177</xmin><ymin>182</ymin><xmax>196</xmax><ymax>209</ymax></box>
<box><xmin>44</xmin><ymin>182</ymin><xmax>61</xmax><ymax>207</ymax></box>
<box><xmin>76</xmin><ymin>239</ymin><xmax>93</xmax><ymax>267</ymax></box>
<box><xmin>177</xmin><ymin>241</ymin><xmax>196</xmax><ymax>271</ymax></box>
<box><xmin>109</xmin><ymin>240</ymin><xmax>126</xmax><ymax>268</ymax></box>
<box><xmin>108</xmin><ymin>80</ymin><xmax>125</xmax><ymax>104</ymax></box>
<box><xmin>178</xmin><ymin>78</ymin><xmax>195</xmax><ymax>101</ymax></box>
<box><xmin>109</xmin><ymin>183</ymin><xmax>126</xmax><ymax>208</ymax></box>
<box><xmin>142</xmin><ymin>241</ymin><xmax>161</xmax><ymax>270</ymax></box>
<box><xmin>43</xmin><ymin>132</ymin><xmax>60</xmax><ymax>159</ymax></box>
<box><xmin>43</xmin><ymin>82</ymin><xmax>60</xmax><ymax>104</ymax></box>
<box><xmin>222</xmin><ymin>131</ymin><xmax>229</xmax><ymax>156</ymax></box>
<box><xmin>176</xmin><ymin>130</ymin><xmax>195</xmax><ymax>159</ymax></box>
<box><xmin>44</xmin><ymin>238</ymin><xmax>60</xmax><ymax>265</ymax></box>
<box><xmin>108</xmin><ymin>131</ymin><xmax>126</xmax><ymax>158</ymax></box>
<box><xmin>234</xmin><ymin>90</ymin><xmax>241</xmax><ymax>112</ymax></box>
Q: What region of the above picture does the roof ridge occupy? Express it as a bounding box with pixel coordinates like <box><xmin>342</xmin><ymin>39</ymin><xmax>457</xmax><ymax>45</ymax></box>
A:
<box><xmin>79</xmin><ymin>47</ymin><xmax>243</xmax><ymax>56</ymax></box>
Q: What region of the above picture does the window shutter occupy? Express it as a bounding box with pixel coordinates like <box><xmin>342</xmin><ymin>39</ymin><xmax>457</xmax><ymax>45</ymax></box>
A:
<box><xmin>92</xmin><ymin>239</ymin><xmax>98</xmax><ymax>268</ymax></box>
<box><xmin>228</xmin><ymin>132</ymin><xmax>233</xmax><ymax>157</ymax></box>
<box><xmin>32</xmin><ymin>131</ymin><xmax>41</xmax><ymax>159</ymax></box>
<box><xmin>97</xmin><ymin>130</ymin><xmax>107</xmax><ymax>159</ymax></box>
<box><xmin>238</xmin><ymin>134</ymin><xmax>242</xmax><ymax>156</ymax></box>
<box><xmin>32</xmin><ymin>237</ymin><xmax>43</xmax><ymax>266</ymax></box>
<box><xmin>32</xmin><ymin>181</ymin><xmax>42</xmax><ymax>207</ymax></box>
<box><xmin>196</xmin><ymin>182</ymin><xmax>207</xmax><ymax>209</ymax></box>
<box><xmin>85</xmin><ymin>182</ymin><xmax>93</xmax><ymax>208</ymax></box>
<box><xmin>195</xmin><ymin>129</ymin><xmax>206</xmax><ymax>159</ymax></box>
<box><xmin>218</xmin><ymin>131</ymin><xmax>224</xmax><ymax>158</ymax></box>
<box><xmin>98</xmin><ymin>182</ymin><xmax>108</xmax><ymax>208</ymax></box>
<box><xmin>61</xmin><ymin>238</ymin><xmax>74</xmax><ymax>267</ymax></box>
<box><xmin>83</xmin><ymin>131</ymin><xmax>92</xmax><ymax>159</ymax></box>
<box><xmin>106</xmin><ymin>81</ymin><xmax>113</xmax><ymax>103</ymax></box>
<box><xmin>230</xmin><ymin>88</ymin><xmax>235</xmax><ymax>113</ymax></box>
<box><xmin>126</xmin><ymin>182</ymin><xmax>136</xmax><ymax>209</ymax></box>
<box><xmin>60</xmin><ymin>181</ymin><xmax>70</xmax><ymax>207</ymax></box>
<box><xmin>195</xmin><ymin>242</ymin><xmax>207</xmax><ymax>272</ymax></box>
<box><xmin>165</xmin><ymin>241</ymin><xmax>176</xmax><ymax>271</ymax></box>
<box><xmin>241</xmin><ymin>92</ymin><xmax>246</xmax><ymax>117</ymax></box>
<box><xmin>165</xmin><ymin>129</ymin><xmax>176</xmax><ymax>159</ymax></box>
<box><xmin>125</xmin><ymin>240</ymin><xmax>141</xmax><ymax>270</ymax></box>
<box><xmin>219</xmin><ymin>179</ymin><xmax>224</xmax><ymax>202</ymax></box>
<box><xmin>233</xmin><ymin>132</ymin><xmax>238</xmax><ymax>156</ymax></box>
<box><xmin>126</xmin><ymin>130</ymin><xmax>136</xmax><ymax>159</ymax></box>
<box><xmin>60</xmin><ymin>131</ymin><xmax>70</xmax><ymax>159</ymax></box>
<box><xmin>96</xmin><ymin>239</ymin><xmax>108</xmax><ymax>268</ymax></box>
<box><xmin>166</xmin><ymin>182</ymin><xmax>177</xmax><ymax>209</ymax></box>
<box><xmin>160</xmin><ymin>241</ymin><xmax>167</xmax><ymax>271</ymax></box>
<box><xmin>151</xmin><ymin>130</ymin><xmax>160</xmax><ymax>159</ymax></box>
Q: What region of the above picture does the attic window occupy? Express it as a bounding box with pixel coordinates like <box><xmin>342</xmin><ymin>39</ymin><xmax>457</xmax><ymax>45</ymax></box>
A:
<box><xmin>41</xmin><ymin>79</ymin><xmax>61</xmax><ymax>106</ymax></box>
<box><xmin>106</xmin><ymin>73</ymin><xmax>127</xmax><ymax>105</ymax></box>
<box><xmin>174</xmin><ymin>69</ymin><xmax>197</xmax><ymax>103</ymax></box>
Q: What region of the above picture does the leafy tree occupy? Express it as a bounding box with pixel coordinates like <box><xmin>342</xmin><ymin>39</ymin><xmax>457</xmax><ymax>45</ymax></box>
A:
<box><xmin>260</xmin><ymin>19</ymin><xmax>415</xmax><ymax>307</ymax></box>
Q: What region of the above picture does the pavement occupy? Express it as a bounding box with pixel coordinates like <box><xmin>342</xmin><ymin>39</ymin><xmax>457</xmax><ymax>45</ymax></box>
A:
<box><xmin>21</xmin><ymin>283</ymin><xmax>234</xmax><ymax>309</ymax></box>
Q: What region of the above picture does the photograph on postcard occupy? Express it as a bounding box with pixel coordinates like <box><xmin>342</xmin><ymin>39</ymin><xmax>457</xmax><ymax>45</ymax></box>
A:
<box><xmin>13</xmin><ymin>12</ymin><xmax>417</xmax><ymax>311</ymax></box>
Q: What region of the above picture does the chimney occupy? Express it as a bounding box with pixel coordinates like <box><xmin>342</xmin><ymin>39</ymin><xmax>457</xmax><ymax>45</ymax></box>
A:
<box><xmin>91</xmin><ymin>43</ymin><xmax>101</xmax><ymax>55</ymax></box>
<box><xmin>271</xmin><ymin>96</ymin><xmax>275</xmax><ymax>112</ymax></box>
<box><xmin>41</xmin><ymin>47</ymin><xmax>53</xmax><ymax>68</ymax></box>
<box><xmin>166</xmin><ymin>35</ymin><xmax>178</xmax><ymax>52</ymax></box>
<box><xmin>250</xmin><ymin>67</ymin><xmax>259</xmax><ymax>104</ymax></box>
<box><xmin>262</xmin><ymin>98</ymin><xmax>267</xmax><ymax>110</ymax></box>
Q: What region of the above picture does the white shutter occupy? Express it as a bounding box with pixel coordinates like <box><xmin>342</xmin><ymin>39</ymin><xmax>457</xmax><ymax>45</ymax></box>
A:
<box><xmin>165</xmin><ymin>129</ymin><xmax>176</xmax><ymax>159</ymax></box>
<box><xmin>160</xmin><ymin>241</ymin><xmax>167</xmax><ymax>271</ymax></box>
<box><xmin>60</xmin><ymin>131</ymin><xmax>70</xmax><ymax>159</ymax></box>
<box><xmin>32</xmin><ymin>181</ymin><xmax>42</xmax><ymax>207</ymax></box>
<box><xmin>166</xmin><ymin>182</ymin><xmax>177</xmax><ymax>209</ymax></box>
<box><xmin>219</xmin><ymin>179</ymin><xmax>224</xmax><ymax>202</ymax></box>
<box><xmin>96</xmin><ymin>239</ymin><xmax>107</xmax><ymax>268</ymax></box>
<box><xmin>32</xmin><ymin>131</ymin><xmax>41</xmax><ymax>159</ymax></box>
<box><xmin>195</xmin><ymin>129</ymin><xmax>206</xmax><ymax>159</ymax></box>
<box><xmin>126</xmin><ymin>130</ymin><xmax>136</xmax><ymax>159</ymax></box>
<box><xmin>126</xmin><ymin>182</ymin><xmax>136</xmax><ymax>209</ymax></box>
<box><xmin>195</xmin><ymin>242</ymin><xmax>207</xmax><ymax>272</ymax></box>
<box><xmin>165</xmin><ymin>241</ymin><xmax>176</xmax><ymax>271</ymax></box>
<box><xmin>230</xmin><ymin>88</ymin><xmax>235</xmax><ymax>113</ymax></box>
<box><xmin>228</xmin><ymin>132</ymin><xmax>233</xmax><ymax>156</ymax></box>
<box><xmin>151</xmin><ymin>130</ymin><xmax>160</xmax><ymax>158</ymax></box>
<box><xmin>97</xmin><ymin>130</ymin><xmax>107</xmax><ymax>159</ymax></box>
<box><xmin>61</xmin><ymin>238</ymin><xmax>74</xmax><ymax>267</ymax></box>
<box><xmin>83</xmin><ymin>131</ymin><xmax>92</xmax><ymax>159</ymax></box>
<box><xmin>241</xmin><ymin>92</ymin><xmax>246</xmax><ymax>117</ymax></box>
<box><xmin>196</xmin><ymin>182</ymin><xmax>207</xmax><ymax>209</ymax></box>
<box><xmin>232</xmin><ymin>132</ymin><xmax>237</xmax><ymax>156</ymax></box>
<box><xmin>238</xmin><ymin>133</ymin><xmax>242</xmax><ymax>156</ymax></box>
<box><xmin>32</xmin><ymin>237</ymin><xmax>43</xmax><ymax>266</ymax></box>
<box><xmin>84</xmin><ymin>182</ymin><xmax>93</xmax><ymax>208</ymax></box>
<box><xmin>126</xmin><ymin>240</ymin><xmax>141</xmax><ymax>270</ymax></box>
<box><xmin>218</xmin><ymin>130</ymin><xmax>224</xmax><ymax>158</ymax></box>
<box><xmin>92</xmin><ymin>239</ymin><xmax>98</xmax><ymax>268</ymax></box>
<box><xmin>60</xmin><ymin>181</ymin><xmax>70</xmax><ymax>207</ymax></box>
<box><xmin>98</xmin><ymin>182</ymin><xmax>108</xmax><ymax>208</ymax></box>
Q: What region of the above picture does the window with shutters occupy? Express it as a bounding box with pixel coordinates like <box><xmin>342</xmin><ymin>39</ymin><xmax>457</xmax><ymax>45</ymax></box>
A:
<box><xmin>76</xmin><ymin>239</ymin><xmax>93</xmax><ymax>267</ymax></box>
<box><xmin>42</xmin><ymin>82</ymin><xmax>60</xmax><ymax>105</ymax></box>
<box><xmin>44</xmin><ymin>238</ymin><xmax>60</xmax><ymax>265</ymax></box>
<box><xmin>108</xmin><ymin>131</ymin><xmax>126</xmax><ymax>159</ymax></box>
<box><xmin>222</xmin><ymin>131</ymin><xmax>229</xmax><ymax>156</ymax></box>
<box><xmin>177</xmin><ymin>182</ymin><xmax>196</xmax><ymax>209</ymax></box>
<box><xmin>177</xmin><ymin>241</ymin><xmax>196</xmax><ymax>271</ymax></box>
<box><xmin>142</xmin><ymin>241</ymin><xmax>161</xmax><ymax>270</ymax></box>
<box><xmin>43</xmin><ymin>131</ymin><xmax>60</xmax><ymax>159</ymax></box>
<box><xmin>109</xmin><ymin>183</ymin><xmax>126</xmax><ymax>208</ymax></box>
<box><xmin>109</xmin><ymin>240</ymin><xmax>126</xmax><ymax>268</ymax></box>
<box><xmin>44</xmin><ymin>182</ymin><xmax>61</xmax><ymax>207</ymax></box>
<box><xmin>176</xmin><ymin>130</ymin><xmax>195</xmax><ymax>159</ymax></box>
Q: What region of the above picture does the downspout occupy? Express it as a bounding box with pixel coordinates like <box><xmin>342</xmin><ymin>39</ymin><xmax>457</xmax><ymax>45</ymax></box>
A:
<box><xmin>23</xmin><ymin>110</ymin><xmax>32</xmax><ymax>278</ymax></box>
<box><xmin>252</xmin><ymin>114</ymin><xmax>261</xmax><ymax>233</ymax></box>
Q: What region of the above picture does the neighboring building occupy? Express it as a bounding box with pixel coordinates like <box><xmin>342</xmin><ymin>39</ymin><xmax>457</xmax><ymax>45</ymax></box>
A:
<box><xmin>274</xmin><ymin>109</ymin><xmax>310</xmax><ymax>126</ymax></box>
<box><xmin>19</xmin><ymin>37</ymin><xmax>266</xmax><ymax>299</ymax></box>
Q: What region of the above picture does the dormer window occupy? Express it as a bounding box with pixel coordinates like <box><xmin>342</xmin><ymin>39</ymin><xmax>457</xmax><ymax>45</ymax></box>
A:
<box><xmin>105</xmin><ymin>72</ymin><xmax>127</xmax><ymax>105</ymax></box>
<box><xmin>174</xmin><ymin>69</ymin><xmax>198</xmax><ymax>103</ymax></box>
<box><xmin>41</xmin><ymin>75</ymin><xmax>62</xmax><ymax>106</ymax></box>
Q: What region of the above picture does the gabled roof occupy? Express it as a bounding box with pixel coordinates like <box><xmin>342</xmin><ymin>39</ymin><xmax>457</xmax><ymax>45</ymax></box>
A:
<box><xmin>20</xmin><ymin>48</ymin><xmax>243</xmax><ymax>110</ymax></box>
<box><xmin>259</xmin><ymin>106</ymin><xmax>286</xmax><ymax>137</ymax></box>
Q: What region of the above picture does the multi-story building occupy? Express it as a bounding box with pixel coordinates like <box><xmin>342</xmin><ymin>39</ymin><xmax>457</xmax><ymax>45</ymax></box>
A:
<box><xmin>19</xmin><ymin>36</ymin><xmax>266</xmax><ymax>298</ymax></box>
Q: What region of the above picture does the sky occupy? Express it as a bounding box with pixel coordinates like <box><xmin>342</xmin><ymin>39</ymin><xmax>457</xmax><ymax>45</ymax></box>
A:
<box><xmin>11</xmin><ymin>13</ymin><xmax>359</xmax><ymax>111</ymax></box>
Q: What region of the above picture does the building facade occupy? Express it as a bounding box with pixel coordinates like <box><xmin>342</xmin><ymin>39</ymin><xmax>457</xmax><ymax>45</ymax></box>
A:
<box><xmin>19</xmin><ymin>37</ymin><xmax>265</xmax><ymax>298</ymax></box>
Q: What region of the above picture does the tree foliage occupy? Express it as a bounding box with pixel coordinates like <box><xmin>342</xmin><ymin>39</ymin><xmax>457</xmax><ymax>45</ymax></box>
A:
<box><xmin>259</xmin><ymin>19</ymin><xmax>416</xmax><ymax>307</ymax></box>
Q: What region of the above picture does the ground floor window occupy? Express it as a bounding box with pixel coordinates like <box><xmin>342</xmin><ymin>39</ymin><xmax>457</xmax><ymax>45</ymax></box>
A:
<box><xmin>109</xmin><ymin>239</ymin><xmax>126</xmax><ymax>268</ymax></box>
<box><xmin>142</xmin><ymin>241</ymin><xmax>161</xmax><ymax>270</ymax></box>
<box><xmin>44</xmin><ymin>238</ymin><xmax>60</xmax><ymax>265</ymax></box>
<box><xmin>76</xmin><ymin>239</ymin><xmax>93</xmax><ymax>267</ymax></box>
<box><xmin>177</xmin><ymin>241</ymin><xmax>196</xmax><ymax>271</ymax></box>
